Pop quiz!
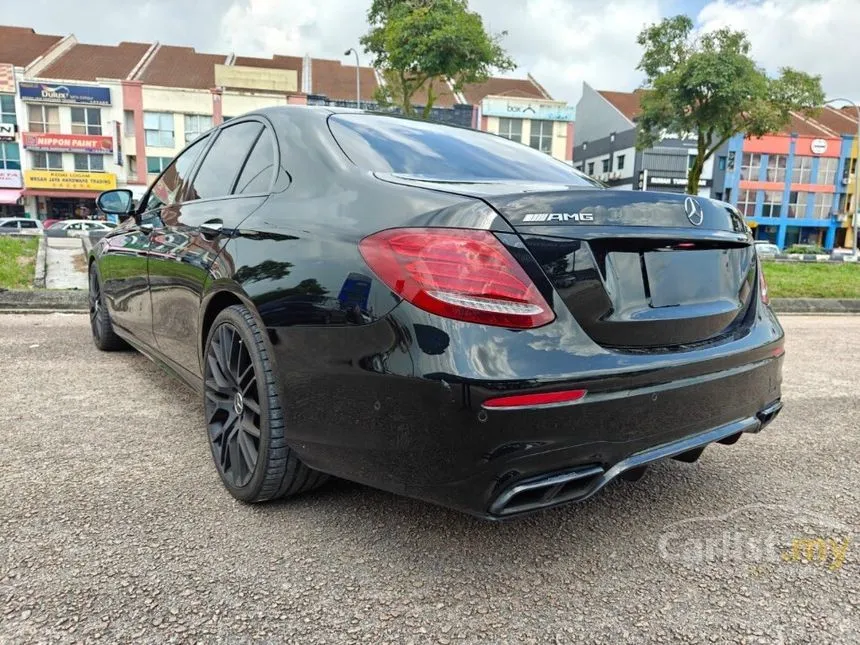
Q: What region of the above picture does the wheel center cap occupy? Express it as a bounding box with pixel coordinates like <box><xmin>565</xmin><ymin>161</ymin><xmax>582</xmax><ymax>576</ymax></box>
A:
<box><xmin>233</xmin><ymin>392</ymin><xmax>244</xmax><ymax>415</ymax></box>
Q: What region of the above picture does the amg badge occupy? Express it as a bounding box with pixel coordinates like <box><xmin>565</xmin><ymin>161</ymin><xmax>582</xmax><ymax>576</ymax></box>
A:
<box><xmin>522</xmin><ymin>212</ymin><xmax>595</xmax><ymax>223</ymax></box>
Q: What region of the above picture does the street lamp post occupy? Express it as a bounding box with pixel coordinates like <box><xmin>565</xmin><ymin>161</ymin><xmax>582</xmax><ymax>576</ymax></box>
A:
<box><xmin>826</xmin><ymin>98</ymin><xmax>860</xmax><ymax>257</ymax></box>
<box><xmin>344</xmin><ymin>48</ymin><xmax>361</xmax><ymax>110</ymax></box>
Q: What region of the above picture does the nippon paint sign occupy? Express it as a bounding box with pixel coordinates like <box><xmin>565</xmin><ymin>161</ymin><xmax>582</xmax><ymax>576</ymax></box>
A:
<box><xmin>481</xmin><ymin>97</ymin><xmax>575</xmax><ymax>122</ymax></box>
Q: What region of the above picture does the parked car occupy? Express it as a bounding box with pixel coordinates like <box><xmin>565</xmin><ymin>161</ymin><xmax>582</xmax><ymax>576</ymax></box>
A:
<box><xmin>830</xmin><ymin>247</ymin><xmax>856</xmax><ymax>259</ymax></box>
<box><xmin>47</xmin><ymin>219</ymin><xmax>115</xmax><ymax>237</ymax></box>
<box><xmin>0</xmin><ymin>217</ymin><xmax>43</xmax><ymax>235</ymax></box>
<box><xmin>89</xmin><ymin>107</ymin><xmax>785</xmax><ymax>519</ymax></box>
<box><xmin>754</xmin><ymin>241</ymin><xmax>780</xmax><ymax>258</ymax></box>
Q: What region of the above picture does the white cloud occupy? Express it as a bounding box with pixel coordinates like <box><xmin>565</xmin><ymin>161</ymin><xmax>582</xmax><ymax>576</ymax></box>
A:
<box><xmin>6</xmin><ymin>0</ymin><xmax>858</xmax><ymax>108</ymax></box>
<box><xmin>220</xmin><ymin>0</ymin><xmax>368</xmax><ymax>62</ymax></box>
<box><xmin>218</xmin><ymin>0</ymin><xmax>662</xmax><ymax>104</ymax></box>
<box><xmin>696</xmin><ymin>0</ymin><xmax>860</xmax><ymax>103</ymax></box>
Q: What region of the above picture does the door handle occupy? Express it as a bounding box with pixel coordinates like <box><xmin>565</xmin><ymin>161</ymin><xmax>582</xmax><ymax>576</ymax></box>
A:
<box><xmin>201</xmin><ymin>221</ymin><xmax>224</xmax><ymax>237</ymax></box>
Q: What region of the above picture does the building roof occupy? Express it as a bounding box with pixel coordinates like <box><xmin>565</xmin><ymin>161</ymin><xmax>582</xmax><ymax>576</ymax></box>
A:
<box><xmin>37</xmin><ymin>42</ymin><xmax>151</xmax><ymax>81</ymax></box>
<box><xmin>784</xmin><ymin>112</ymin><xmax>837</xmax><ymax>137</ymax></box>
<box><xmin>0</xmin><ymin>26</ymin><xmax>63</xmax><ymax>67</ymax></box>
<box><xmin>807</xmin><ymin>106</ymin><xmax>858</xmax><ymax>136</ymax></box>
<box><xmin>462</xmin><ymin>76</ymin><xmax>548</xmax><ymax>105</ymax></box>
<box><xmin>311</xmin><ymin>58</ymin><xmax>378</xmax><ymax>102</ymax></box>
<box><xmin>137</xmin><ymin>45</ymin><xmax>228</xmax><ymax>89</ymax></box>
<box><xmin>597</xmin><ymin>89</ymin><xmax>645</xmax><ymax>122</ymax></box>
<box><xmin>234</xmin><ymin>54</ymin><xmax>304</xmax><ymax>91</ymax></box>
<box><xmin>410</xmin><ymin>79</ymin><xmax>458</xmax><ymax>107</ymax></box>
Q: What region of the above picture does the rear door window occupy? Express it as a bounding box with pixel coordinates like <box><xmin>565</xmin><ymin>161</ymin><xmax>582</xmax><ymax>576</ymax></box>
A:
<box><xmin>328</xmin><ymin>114</ymin><xmax>598</xmax><ymax>185</ymax></box>
<box><xmin>185</xmin><ymin>121</ymin><xmax>263</xmax><ymax>202</ymax></box>
<box><xmin>20</xmin><ymin>220</ymin><xmax>38</xmax><ymax>228</ymax></box>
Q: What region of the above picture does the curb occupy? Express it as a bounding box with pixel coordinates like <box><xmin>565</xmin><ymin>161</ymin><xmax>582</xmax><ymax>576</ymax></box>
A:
<box><xmin>770</xmin><ymin>298</ymin><xmax>860</xmax><ymax>314</ymax></box>
<box><xmin>766</xmin><ymin>255</ymin><xmax>859</xmax><ymax>263</ymax></box>
<box><xmin>33</xmin><ymin>235</ymin><xmax>47</xmax><ymax>289</ymax></box>
<box><xmin>0</xmin><ymin>289</ymin><xmax>88</xmax><ymax>311</ymax></box>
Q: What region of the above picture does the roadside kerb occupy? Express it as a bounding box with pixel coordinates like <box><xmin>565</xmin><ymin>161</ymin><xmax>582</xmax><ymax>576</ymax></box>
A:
<box><xmin>33</xmin><ymin>235</ymin><xmax>47</xmax><ymax>289</ymax></box>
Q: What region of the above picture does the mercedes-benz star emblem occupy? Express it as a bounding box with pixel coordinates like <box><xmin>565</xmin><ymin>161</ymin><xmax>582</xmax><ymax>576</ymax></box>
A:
<box><xmin>684</xmin><ymin>196</ymin><xmax>704</xmax><ymax>226</ymax></box>
<box><xmin>233</xmin><ymin>392</ymin><xmax>244</xmax><ymax>416</ymax></box>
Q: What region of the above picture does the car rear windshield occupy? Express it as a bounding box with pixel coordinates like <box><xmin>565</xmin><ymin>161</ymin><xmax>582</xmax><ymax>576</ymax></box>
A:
<box><xmin>328</xmin><ymin>114</ymin><xmax>598</xmax><ymax>186</ymax></box>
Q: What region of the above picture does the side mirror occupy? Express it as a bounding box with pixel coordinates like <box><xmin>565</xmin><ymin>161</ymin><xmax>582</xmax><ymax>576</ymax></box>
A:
<box><xmin>97</xmin><ymin>189</ymin><xmax>134</xmax><ymax>216</ymax></box>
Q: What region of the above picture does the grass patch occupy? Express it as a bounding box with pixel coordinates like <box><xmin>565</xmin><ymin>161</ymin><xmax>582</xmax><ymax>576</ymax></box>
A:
<box><xmin>0</xmin><ymin>236</ymin><xmax>40</xmax><ymax>289</ymax></box>
<box><xmin>762</xmin><ymin>261</ymin><xmax>860</xmax><ymax>299</ymax></box>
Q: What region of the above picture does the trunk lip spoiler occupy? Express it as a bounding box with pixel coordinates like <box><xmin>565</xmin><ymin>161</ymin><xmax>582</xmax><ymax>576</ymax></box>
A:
<box><xmin>513</xmin><ymin>225</ymin><xmax>751</xmax><ymax>244</ymax></box>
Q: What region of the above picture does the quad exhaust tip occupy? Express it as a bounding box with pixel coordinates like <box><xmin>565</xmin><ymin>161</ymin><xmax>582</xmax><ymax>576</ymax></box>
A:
<box><xmin>489</xmin><ymin>400</ymin><xmax>782</xmax><ymax>517</ymax></box>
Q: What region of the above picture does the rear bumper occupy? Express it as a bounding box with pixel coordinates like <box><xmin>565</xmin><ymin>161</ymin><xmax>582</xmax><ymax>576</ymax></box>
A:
<box><xmin>488</xmin><ymin>399</ymin><xmax>782</xmax><ymax>516</ymax></box>
<box><xmin>273</xmin><ymin>300</ymin><xmax>784</xmax><ymax>517</ymax></box>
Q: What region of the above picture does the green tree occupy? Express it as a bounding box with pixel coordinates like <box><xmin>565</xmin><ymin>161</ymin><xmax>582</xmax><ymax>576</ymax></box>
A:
<box><xmin>635</xmin><ymin>15</ymin><xmax>825</xmax><ymax>195</ymax></box>
<box><xmin>361</xmin><ymin>0</ymin><xmax>515</xmax><ymax>118</ymax></box>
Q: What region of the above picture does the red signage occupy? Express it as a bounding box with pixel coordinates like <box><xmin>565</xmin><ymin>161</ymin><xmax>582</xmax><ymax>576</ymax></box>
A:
<box><xmin>22</xmin><ymin>132</ymin><xmax>113</xmax><ymax>154</ymax></box>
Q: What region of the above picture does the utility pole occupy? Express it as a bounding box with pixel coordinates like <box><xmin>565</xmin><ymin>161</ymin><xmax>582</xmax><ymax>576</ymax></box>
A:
<box><xmin>344</xmin><ymin>48</ymin><xmax>361</xmax><ymax>110</ymax></box>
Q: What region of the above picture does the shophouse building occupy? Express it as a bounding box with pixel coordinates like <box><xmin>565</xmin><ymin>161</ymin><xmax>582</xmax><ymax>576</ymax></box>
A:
<box><xmin>1</xmin><ymin>23</ymin><xmax>577</xmax><ymax>221</ymax></box>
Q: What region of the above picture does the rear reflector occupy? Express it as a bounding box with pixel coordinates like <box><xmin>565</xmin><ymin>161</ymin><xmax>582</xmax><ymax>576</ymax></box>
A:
<box><xmin>359</xmin><ymin>228</ymin><xmax>554</xmax><ymax>329</ymax></box>
<box><xmin>483</xmin><ymin>389</ymin><xmax>587</xmax><ymax>410</ymax></box>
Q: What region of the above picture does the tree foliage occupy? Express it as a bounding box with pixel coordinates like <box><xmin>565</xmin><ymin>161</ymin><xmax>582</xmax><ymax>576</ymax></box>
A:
<box><xmin>361</xmin><ymin>0</ymin><xmax>514</xmax><ymax>118</ymax></box>
<box><xmin>636</xmin><ymin>15</ymin><xmax>825</xmax><ymax>194</ymax></box>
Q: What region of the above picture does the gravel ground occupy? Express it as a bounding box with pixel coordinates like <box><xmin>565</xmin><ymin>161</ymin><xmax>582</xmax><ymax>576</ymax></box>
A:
<box><xmin>1</xmin><ymin>313</ymin><xmax>857</xmax><ymax>644</ymax></box>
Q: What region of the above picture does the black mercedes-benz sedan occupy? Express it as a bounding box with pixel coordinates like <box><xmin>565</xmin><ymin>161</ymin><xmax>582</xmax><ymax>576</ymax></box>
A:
<box><xmin>90</xmin><ymin>106</ymin><xmax>784</xmax><ymax>519</ymax></box>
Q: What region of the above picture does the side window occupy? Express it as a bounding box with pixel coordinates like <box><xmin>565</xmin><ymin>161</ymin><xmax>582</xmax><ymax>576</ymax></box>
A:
<box><xmin>143</xmin><ymin>135</ymin><xmax>210</xmax><ymax>213</ymax></box>
<box><xmin>21</xmin><ymin>220</ymin><xmax>38</xmax><ymax>229</ymax></box>
<box><xmin>234</xmin><ymin>129</ymin><xmax>275</xmax><ymax>195</ymax></box>
<box><xmin>67</xmin><ymin>222</ymin><xmax>82</xmax><ymax>230</ymax></box>
<box><xmin>0</xmin><ymin>220</ymin><xmax>17</xmax><ymax>228</ymax></box>
<box><xmin>185</xmin><ymin>122</ymin><xmax>263</xmax><ymax>202</ymax></box>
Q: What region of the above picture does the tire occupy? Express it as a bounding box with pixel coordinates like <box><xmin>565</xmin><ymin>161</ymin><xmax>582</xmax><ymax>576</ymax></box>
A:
<box><xmin>89</xmin><ymin>264</ymin><xmax>128</xmax><ymax>351</ymax></box>
<box><xmin>203</xmin><ymin>304</ymin><xmax>328</xmax><ymax>503</ymax></box>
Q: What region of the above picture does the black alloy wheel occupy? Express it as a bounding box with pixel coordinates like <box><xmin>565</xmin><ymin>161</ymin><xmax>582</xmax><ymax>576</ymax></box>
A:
<box><xmin>88</xmin><ymin>265</ymin><xmax>127</xmax><ymax>351</ymax></box>
<box><xmin>204</xmin><ymin>322</ymin><xmax>262</xmax><ymax>489</ymax></box>
<box><xmin>203</xmin><ymin>305</ymin><xmax>328</xmax><ymax>502</ymax></box>
<box><xmin>89</xmin><ymin>268</ymin><xmax>102</xmax><ymax>338</ymax></box>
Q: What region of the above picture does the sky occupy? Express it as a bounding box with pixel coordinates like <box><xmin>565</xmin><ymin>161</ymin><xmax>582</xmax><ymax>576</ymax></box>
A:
<box><xmin>3</xmin><ymin>0</ymin><xmax>859</xmax><ymax>106</ymax></box>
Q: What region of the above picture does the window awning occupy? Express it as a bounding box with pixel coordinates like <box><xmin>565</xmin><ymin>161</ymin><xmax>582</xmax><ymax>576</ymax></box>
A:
<box><xmin>21</xmin><ymin>189</ymin><xmax>102</xmax><ymax>200</ymax></box>
<box><xmin>0</xmin><ymin>189</ymin><xmax>23</xmax><ymax>204</ymax></box>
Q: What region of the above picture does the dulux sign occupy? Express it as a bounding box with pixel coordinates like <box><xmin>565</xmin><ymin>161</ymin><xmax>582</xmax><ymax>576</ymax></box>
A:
<box><xmin>482</xmin><ymin>97</ymin><xmax>575</xmax><ymax>122</ymax></box>
<box><xmin>19</xmin><ymin>81</ymin><xmax>111</xmax><ymax>106</ymax></box>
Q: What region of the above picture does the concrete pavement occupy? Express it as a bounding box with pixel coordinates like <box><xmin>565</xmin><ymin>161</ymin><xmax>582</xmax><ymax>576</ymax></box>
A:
<box><xmin>0</xmin><ymin>314</ymin><xmax>857</xmax><ymax>643</ymax></box>
<box><xmin>44</xmin><ymin>236</ymin><xmax>87</xmax><ymax>290</ymax></box>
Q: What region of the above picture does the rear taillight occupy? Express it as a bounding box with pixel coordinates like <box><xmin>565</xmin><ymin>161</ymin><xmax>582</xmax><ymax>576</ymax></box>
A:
<box><xmin>759</xmin><ymin>263</ymin><xmax>770</xmax><ymax>304</ymax></box>
<box><xmin>359</xmin><ymin>228</ymin><xmax>554</xmax><ymax>329</ymax></box>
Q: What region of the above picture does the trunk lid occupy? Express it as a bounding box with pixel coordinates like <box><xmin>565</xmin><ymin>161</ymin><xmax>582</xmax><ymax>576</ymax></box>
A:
<box><xmin>379</xmin><ymin>176</ymin><xmax>756</xmax><ymax>350</ymax></box>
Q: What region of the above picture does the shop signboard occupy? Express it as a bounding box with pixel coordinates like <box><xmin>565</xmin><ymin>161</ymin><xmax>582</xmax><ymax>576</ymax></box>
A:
<box><xmin>0</xmin><ymin>123</ymin><xmax>16</xmax><ymax>141</ymax></box>
<box><xmin>19</xmin><ymin>81</ymin><xmax>111</xmax><ymax>106</ymax></box>
<box><xmin>22</xmin><ymin>132</ymin><xmax>114</xmax><ymax>153</ymax></box>
<box><xmin>481</xmin><ymin>97</ymin><xmax>576</xmax><ymax>122</ymax></box>
<box><xmin>24</xmin><ymin>170</ymin><xmax>117</xmax><ymax>191</ymax></box>
<box><xmin>648</xmin><ymin>176</ymin><xmax>708</xmax><ymax>187</ymax></box>
<box><xmin>0</xmin><ymin>169</ymin><xmax>23</xmax><ymax>188</ymax></box>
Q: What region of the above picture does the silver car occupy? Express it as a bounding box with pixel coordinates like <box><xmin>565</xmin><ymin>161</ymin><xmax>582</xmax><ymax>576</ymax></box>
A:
<box><xmin>0</xmin><ymin>217</ymin><xmax>43</xmax><ymax>235</ymax></box>
<box><xmin>754</xmin><ymin>242</ymin><xmax>780</xmax><ymax>258</ymax></box>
